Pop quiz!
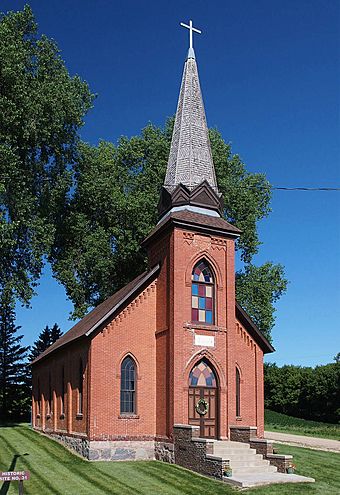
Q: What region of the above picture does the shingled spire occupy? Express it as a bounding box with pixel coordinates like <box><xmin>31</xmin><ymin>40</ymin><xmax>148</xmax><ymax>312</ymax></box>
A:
<box><xmin>159</xmin><ymin>21</ymin><xmax>223</xmax><ymax>219</ymax></box>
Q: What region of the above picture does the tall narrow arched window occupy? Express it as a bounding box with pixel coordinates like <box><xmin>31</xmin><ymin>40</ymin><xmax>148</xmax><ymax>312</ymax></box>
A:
<box><xmin>61</xmin><ymin>366</ymin><xmax>65</xmax><ymax>416</ymax></box>
<box><xmin>236</xmin><ymin>367</ymin><xmax>241</xmax><ymax>417</ymax></box>
<box><xmin>48</xmin><ymin>372</ymin><xmax>52</xmax><ymax>416</ymax></box>
<box><xmin>78</xmin><ymin>358</ymin><xmax>83</xmax><ymax>415</ymax></box>
<box><xmin>120</xmin><ymin>356</ymin><xmax>136</xmax><ymax>414</ymax></box>
<box><xmin>37</xmin><ymin>378</ymin><xmax>41</xmax><ymax>416</ymax></box>
<box><xmin>191</xmin><ymin>260</ymin><xmax>214</xmax><ymax>324</ymax></box>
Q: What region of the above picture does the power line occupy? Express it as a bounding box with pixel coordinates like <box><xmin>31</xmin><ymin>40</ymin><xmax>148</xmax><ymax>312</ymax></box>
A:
<box><xmin>272</xmin><ymin>187</ymin><xmax>340</xmax><ymax>191</ymax></box>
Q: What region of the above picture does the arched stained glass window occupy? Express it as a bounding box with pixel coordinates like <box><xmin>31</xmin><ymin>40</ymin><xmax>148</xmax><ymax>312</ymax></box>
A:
<box><xmin>191</xmin><ymin>260</ymin><xmax>214</xmax><ymax>324</ymax></box>
<box><xmin>189</xmin><ymin>361</ymin><xmax>217</xmax><ymax>388</ymax></box>
<box><xmin>120</xmin><ymin>356</ymin><xmax>136</xmax><ymax>414</ymax></box>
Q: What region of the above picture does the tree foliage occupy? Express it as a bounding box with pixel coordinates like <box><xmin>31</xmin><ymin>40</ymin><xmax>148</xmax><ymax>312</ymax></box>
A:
<box><xmin>264</xmin><ymin>361</ymin><xmax>340</xmax><ymax>424</ymax></box>
<box><xmin>0</xmin><ymin>292</ymin><xmax>30</xmax><ymax>420</ymax></box>
<box><xmin>28</xmin><ymin>323</ymin><xmax>62</xmax><ymax>362</ymax></box>
<box><xmin>236</xmin><ymin>263</ymin><xmax>288</xmax><ymax>341</ymax></box>
<box><xmin>0</xmin><ymin>6</ymin><xmax>94</xmax><ymax>305</ymax></box>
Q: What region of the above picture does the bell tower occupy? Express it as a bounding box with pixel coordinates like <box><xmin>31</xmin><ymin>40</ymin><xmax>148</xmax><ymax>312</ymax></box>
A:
<box><xmin>143</xmin><ymin>20</ymin><xmax>241</xmax><ymax>440</ymax></box>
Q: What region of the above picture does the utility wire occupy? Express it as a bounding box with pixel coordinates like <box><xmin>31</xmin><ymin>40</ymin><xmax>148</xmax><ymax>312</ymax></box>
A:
<box><xmin>272</xmin><ymin>187</ymin><xmax>340</xmax><ymax>191</ymax></box>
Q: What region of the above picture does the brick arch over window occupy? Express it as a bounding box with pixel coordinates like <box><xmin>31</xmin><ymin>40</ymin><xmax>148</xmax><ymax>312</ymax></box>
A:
<box><xmin>191</xmin><ymin>259</ymin><xmax>215</xmax><ymax>324</ymax></box>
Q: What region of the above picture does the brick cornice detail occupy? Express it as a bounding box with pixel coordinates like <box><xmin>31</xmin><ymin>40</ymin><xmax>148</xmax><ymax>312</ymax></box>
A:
<box><xmin>103</xmin><ymin>282</ymin><xmax>157</xmax><ymax>335</ymax></box>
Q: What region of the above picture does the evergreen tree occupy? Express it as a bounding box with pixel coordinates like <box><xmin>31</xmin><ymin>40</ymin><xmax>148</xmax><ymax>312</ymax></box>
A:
<box><xmin>28</xmin><ymin>324</ymin><xmax>63</xmax><ymax>362</ymax></box>
<box><xmin>0</xmin><ymin>293</ymin><xmax>30</xmax><ymax>420</ymax></box>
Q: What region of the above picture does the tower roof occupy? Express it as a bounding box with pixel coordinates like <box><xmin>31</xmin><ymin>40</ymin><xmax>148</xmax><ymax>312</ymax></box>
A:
<box><xmin>164</xmin><ymin>50</ymin><xmax>218</xmax><ymax>194</ymax></box>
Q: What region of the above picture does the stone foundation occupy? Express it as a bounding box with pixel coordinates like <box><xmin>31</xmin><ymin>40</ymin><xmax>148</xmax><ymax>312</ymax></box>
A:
<box><xmin>35</xmin><ymin>428</ymin><xmax>155</xmax><ymax>461</ymax></box>
<box><xmin>88</xmin><ymin>440</ymin><xmax>155</xmax><ymax>461</ymax></box>
<box><xmin>155</xmin><ymin>441</ymin><xmax>175</xmax><ymax>463</ymax></box>
<box><xmin>173</xmin><ymin>424</ymin><xmax>229</xmax><ymax>479</ymax></box>
<box><xmin>266</xmin><ymin>453</ymin><xmax>294</xmax><ymax>473</ymax></box>
<box><xmin>49</xmin><ymin>432</ymin><xmax>90</xmax><ymax>458</ymax></box>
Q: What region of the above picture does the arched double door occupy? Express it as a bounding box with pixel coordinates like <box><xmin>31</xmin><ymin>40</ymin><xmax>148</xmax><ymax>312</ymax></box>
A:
<box><xmin>188</xmin><ymin>360</ymin><xmax>218</xmax><ymax>438</ymax></box>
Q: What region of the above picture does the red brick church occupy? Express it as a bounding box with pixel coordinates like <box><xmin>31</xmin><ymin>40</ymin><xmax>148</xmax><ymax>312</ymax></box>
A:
<box><xmin>32</xmin><ymin>24</ymin><xmax>275</xmax><ymax>464</ymax></box>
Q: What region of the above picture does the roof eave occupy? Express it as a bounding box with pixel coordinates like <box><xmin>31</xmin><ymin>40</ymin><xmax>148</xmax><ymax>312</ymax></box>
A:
<box><xmin>85</xmin><ymin>263</ymin><xmax>160</xmax><ymax>337</ymax></box>
<box><xmin>235</xmin><ymin>301</ymin><xmax>275</xmax><ymax>354</ymax></box>
<box><xmin>32</xmin><ymin>264</ymin><xmax>160</xmax><ymax>365</ymax></box>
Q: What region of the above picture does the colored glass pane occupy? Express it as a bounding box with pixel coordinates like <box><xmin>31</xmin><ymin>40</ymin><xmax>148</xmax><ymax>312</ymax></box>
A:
<box><xmin>189</xmin><ymin>361</ymin><xmax>217</xmax><ymax>388</ymax></box>
<box><xmin>199</xmin><ymin>297</ymin><xmax>205</xmax><ymax>309</ymax></box>
<box><xmin>192</xmin><ymin>284</ymin><xmax>199</xmax><ymax>295</ymax></box>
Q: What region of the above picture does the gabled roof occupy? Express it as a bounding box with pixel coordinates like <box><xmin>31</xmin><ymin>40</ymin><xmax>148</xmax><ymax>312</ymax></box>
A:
<box><xmin>235</xmin><ymin>301</ymin><xmax>275</xmax><ymax>354</ymax></box>
<box><xmin>143</xmin><ymin>208</ymin><xmax>241</xmax><ymax>247</ymax></box>
<box><xmin>32</xmin><ymin>264</ymin><xmax>160</xmax><ymax>365</ymax></box>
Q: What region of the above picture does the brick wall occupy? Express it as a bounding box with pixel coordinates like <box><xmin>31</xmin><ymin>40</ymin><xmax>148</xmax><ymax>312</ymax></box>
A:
<box><xmin>32</xmin><ymin>339</ymin><xmax>89</xmax><ymax>436</ymax></box>
<box><xmin>89</xmin><ymin>279</ymin><xmax>157</xmax><ymax>441</ymax></box>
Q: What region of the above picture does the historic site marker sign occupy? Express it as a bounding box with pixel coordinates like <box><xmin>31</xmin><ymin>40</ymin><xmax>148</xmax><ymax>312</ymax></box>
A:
<box><xmin>0</xmin><ymin>471</ymin><xmax>30</xmax><ymax>494</ymax></box>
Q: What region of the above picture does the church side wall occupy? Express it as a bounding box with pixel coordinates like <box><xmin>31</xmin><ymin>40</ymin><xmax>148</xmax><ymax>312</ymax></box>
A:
<box><xmin>148</xmin><ymin>232</ymin><xmax>172</xmax><ymax>441</ymax></box>
<box><xmin>32</xmin><ymin>339</ymin><xmax>90</xmax><ymax>453</ymax></box>
<box><xmin>89</xmin><ymin>279</ymin><xmax>157</xmax><ymax>445</ymax></box>
<box><xmin>228</xmin><ymin>319</ymin><xmax>265</xmax><ymax>437</ymax></box>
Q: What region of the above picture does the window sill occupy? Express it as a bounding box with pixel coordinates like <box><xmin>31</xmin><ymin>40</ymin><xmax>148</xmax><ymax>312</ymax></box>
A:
<box><xmin>185</xmin><ymin>322</ymin><xmax>220</xmax><ymax>332</ymax></box>
<box><xmin>236</xmin><ymin>416</ymin><xmax>242</xmax><ymax>421</ymax></box>
<box><xmin>118</xmin><ymin>414</ymin><xmax>139</xmax><ymax>420</ymax></box>
<box><xmin>76</xmin><ymin>413</ymin><xmax>83</xmax><ymax>419</ymax></box>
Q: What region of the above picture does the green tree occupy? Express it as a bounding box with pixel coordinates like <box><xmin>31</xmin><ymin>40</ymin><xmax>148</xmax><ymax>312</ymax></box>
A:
<box><xmin>50</xmin><ymin>123</ymin><xmax>287</xmax><ymax>338</ymax></box>
<box><xmin>0</xmin><ymin>292</ymin><xmax>30</xmax><ymax>420</ymax></box>
<box><xmin>236</xmin><ymin>263</ymin><xmax>288</xmax><ymax>341</ymax></box>
<box><xmin>28</xmin><ymin>323</ymin><xmax>63</xmax><ymax>362</ymax></box>
<box><xmin>0</xmin><ymin>6</ymin><xmax>94</xmax><ymax>306</ymax></box>
<box><xmin>264</xmin><ymin>361</ymin><xmax>340</xmax><ymax>423</ymax></box>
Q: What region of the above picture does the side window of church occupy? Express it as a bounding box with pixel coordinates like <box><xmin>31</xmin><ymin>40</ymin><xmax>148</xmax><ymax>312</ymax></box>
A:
<box><xmin>120</xmin><ymin>356</ymin><xmax>136</xmax><ymax>414</ymax></box>
<box><xmin>78</xmin><ymin>358</ymin><xmax>83</xmax><ymax>415</ymax></box>
<box><xmin>61</xmin><ymin>366</ymin><xmax>65</xmax><ymax>416</ymax></box>
<box><xmin>192</xmin><ymin>260</ymin><xmax>214</xmax><ymax>324</ymax></box>
<box><xmin>236</xmin><ymin>367</ymin><xmax>241</xmax><ymax>417</ymax></box>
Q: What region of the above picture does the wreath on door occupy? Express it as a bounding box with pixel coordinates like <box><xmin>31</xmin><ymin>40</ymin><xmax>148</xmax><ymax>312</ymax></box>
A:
<box><xmin>195</xmin><ymin>398</ymin><xmax>209</xmax><ymax>416</ymax></box>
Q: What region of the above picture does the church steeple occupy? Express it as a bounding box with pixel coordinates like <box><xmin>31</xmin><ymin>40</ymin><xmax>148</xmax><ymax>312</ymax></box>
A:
<box><xmin>159</xmin><ymin>20</ymin><xmax>223</xmax><ymax>219</ymax></box>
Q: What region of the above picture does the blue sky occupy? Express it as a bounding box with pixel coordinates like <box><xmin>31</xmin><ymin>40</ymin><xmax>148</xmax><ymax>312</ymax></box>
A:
<box><xmin>3</xmin><ymin>0</ymin><xmax>339</xmax><ymax>366</ymax></box>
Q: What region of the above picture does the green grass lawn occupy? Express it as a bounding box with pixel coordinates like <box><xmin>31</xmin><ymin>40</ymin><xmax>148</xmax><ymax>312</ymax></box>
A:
<box><xmin>0</xmin><ymin>424</ymin><xmax>339</xmax><ymax>494</ymax></box>
<box><xmin>265</xmin><ymin>409</ymin><xmax>340</xmax><ymax>440</ymax></box>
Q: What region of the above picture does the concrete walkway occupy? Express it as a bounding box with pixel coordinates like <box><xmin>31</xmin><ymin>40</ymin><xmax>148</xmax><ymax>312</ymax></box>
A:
<box><xmin>223</xmin><ymin>472</ymin><xmax>315</xmax><ymax>488</ymax></box>
<box><xmin>265</xmin><ymin>431</ymin><xmax>340</xmax><ymax>453</ymax></box>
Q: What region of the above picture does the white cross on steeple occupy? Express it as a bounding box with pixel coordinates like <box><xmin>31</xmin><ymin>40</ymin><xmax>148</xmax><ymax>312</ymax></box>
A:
<box><xmin>180</xmin><ymin>19</ymin><xmax>201</xmax><ymax>50</ymax></box>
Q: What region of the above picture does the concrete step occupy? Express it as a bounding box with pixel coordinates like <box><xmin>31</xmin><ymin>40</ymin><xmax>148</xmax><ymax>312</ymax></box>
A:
<box><xmin>214</xmin><ymin>448</ymin><xmax>259</xmax><ymax>457</ymax></box>
<box><xmin>214</xmin><ymin>453</ymin><xmax>262</xmax><ymax>462</ymax></box>
<box><xmin>232</xmin><ymin>465</ymin><xmax>277</xmax><ymax>475</ymax></box>
<box><xmin>214</xmin><ymin>441</ymin><xmax>251</xmax><ymax>449</ymax></box>
<box><xmin>222</xmin><ymin>473</ymin><xmax>315</xmax><ymax>489</ymax></box>
<box><xmin>213</xmin><ymin>447</ymin><xmax>256</xmax><ymax>455</ymax></box>
<box><xmin>229</xmin><ymin>459</ymin><xmax>270</xmax><ymax>468</ymax></box>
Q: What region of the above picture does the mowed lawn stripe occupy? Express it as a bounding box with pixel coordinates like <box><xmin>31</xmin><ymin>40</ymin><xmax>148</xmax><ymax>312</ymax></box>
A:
<box><xmin>13</xmin><ymin>426</ymin><xmax>143</xmax><ymax>495</ymax></box>
<box><xmin>0</xmin><ymin>430</ymin><xmax>64</xmax><ymax>495</ymax></box>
